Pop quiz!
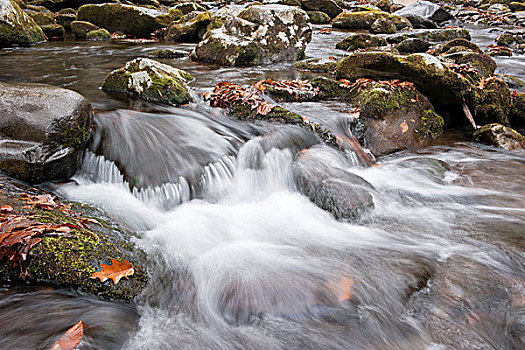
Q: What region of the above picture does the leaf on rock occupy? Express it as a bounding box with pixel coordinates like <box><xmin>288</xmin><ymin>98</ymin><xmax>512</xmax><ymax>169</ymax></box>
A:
<box><xmin>256</xmin><ymin>102</ymin><xmax>273</xmax><ymax>116</ymax></box>
<box><xmin>400</xmin><ymin>120</ymin><xmax>409</xmax><ymax>133</ymax></box>
<box><xmin>90</xmin><ymin>258</ymin><xmax>134</xmax><ymax>285</ymax></box>
<box><xmin>1</xmin><ymin>205</ymin><xmax>13</xmax><ymax>213</ymax></box>
<box><xmin>52</xmin><ymin>320</ymin><xmax>86</xmax><ymax>350</ymax></box>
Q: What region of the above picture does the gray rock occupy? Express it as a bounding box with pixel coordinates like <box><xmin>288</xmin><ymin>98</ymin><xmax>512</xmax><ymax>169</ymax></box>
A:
<box><xmin>0</xmin><ymin>0</ymin><xmax>47</xmax><ymax>47</ymax></box>
<box><xmin>300</xmin><ymin>0</ymin><xmax>343</xmax><ymax>19</ymax></box>
<box><xmin>472</xmin><ymin>123</ymin><xmax>525</xmax><ymax>150</ymax></box>
<box><xmin>396</xmin><ymin>38</ymin><xmax>430</xmax><ymax>53</ymax></box>
<box><xmin>394</xmin><ymin>0</ymin><xmax>453</xmax><ymax>23</ymax></box>
<box><xmin>0</xmin><ymin>82</ymin><xmax>93</xmax><ymax>184</ymax></box>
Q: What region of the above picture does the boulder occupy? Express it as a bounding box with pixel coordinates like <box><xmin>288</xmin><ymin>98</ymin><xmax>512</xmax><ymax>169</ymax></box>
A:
<box><xmin>55</xmin><ymin>13</ymin><xmax>76</xmax><ymax>31</ymax></box>
<box><xmin>86</xmin><ymin>28</ymin><xmax>110</xmax><ymax>40</ymax></box>
<box><xmin>435</xmin><ymin>38</ymin><xmax>482</xmax><ymax>54</ymax></box>
<box><xmin>300</xmin><ymin>0</ymin><xmax>343</xmax><ymax>18</ymax></box>
<box><xmin>40</xmin><ymin>23</ymin><xmax>65</xmax><ymax>40</ymax></box>
<box><xmin>170</xmin><ymin>2</ymin><xmax>207</xmax><ymax>15</ymax></box>
<box><xmin>27</xmin><ymin>11</ymin><xmax>54</xmax><ymax>25</ymax></box>
<box><xmin>334</xmin><ymin>52</ymin><xmax>471</xmax><ymax>110</ymax></box>
<box><xmin>0</xmin><ymin>82</ymin><xmax>93</xmax><ymax>184</ymax></box>
<box><xmin>386</xmin><ymin>28</ymin><xmax>471</xmax><ymax>44</ymax></box>
<box><xmin>192</xmin><ymin>5</ymin><xmax>312</xmax><ymax>66</ymax></box>
<box><xmin>70</xmin><ymin>20</ymin><xmax>99</xmax><ymax>39</ymax></box>
<box><xmin>443</xmin><ymin>51</ymin><xmax>497</xmax><ymax>77</ymax></box>
<box><xmin>77</xmin><ymin>3</ymin><xmax>176</xmax><ymax>37</ymax></box>
<box><xmin>510</xmin><ymin>92</ymin><xmax>525</xmax><ymax>131</ymax></box>
<box><xmin>0</xmin><ymin>0</ymin><xmax>46</xmax><ymax>47</ymax></box>
<box><xmin>307</xmin><ymin>10</ymin><xmax>331</xmax><ymax>24</ymax></box>
<box><xmin>162</xmin><ymin>11</ymin><xmax>211</xmax><ymax>43</ymax></box>
<box><xmin>26</xmin><ymin>0</ymin><xmax>112</xmax><ymax>12</ymax></box>
<box><xmin>293</xmin><ymin>57</ymin><xmax>337</xmax><ymax>72</ymax></box>
<box><xmin>509</xmin><ymin>2</ymin><xmax>525</xmax><ymax>11</ymax></box>
<box><xmin>400</xmin><ymin>13</ymin><xmax>437</xmax><ymax>29</ymax></box>
<box><xmin>101</xmin><ymin>57</ymin><xmax>193</xmax><ymax>105</ymax></box>
<box><xmin>394</xmin><ymin>0</ymin><xmax>454</xmax><ymax>23</ymax></box>
<box><xmin>336</xmin><ymin>33</ymin><xmax>387</xmax><ymax>51</ymax></box>
<box><xmin>396</xmin><ymin>38</ymin><xmax>430</xmax><ymax>53</ymax></box>
<box><xmin>472</xmin><ymin>123</ymin><xmax>525</xmax><ymax>150</ymax></box>
<box><xmin>473</xmin><ymin>76</ymin><xmax>511</xmax><ymax>125</ymax></box>
<box><xmin>292</xmin><ymin>146</ymin><xmax>374</xmax><ymax>220</ymax></box>
<box><xmin>149</xmin><ymin>48</ymin><xmax>187</xmax><ymax>58</ymax></box>
<box><xmin>332</xmin><ymin>10</ymin><xmax>412</xmax><ymax>30</ymax></box>
<box><xmin>370</xmin><ymin>17</ymin><xmax>397</xmax><ymax>34</ymax></box>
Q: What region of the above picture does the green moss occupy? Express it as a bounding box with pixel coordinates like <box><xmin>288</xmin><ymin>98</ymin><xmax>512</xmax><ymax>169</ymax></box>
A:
<box><xmin>86</xmin><ymin>28</ymin><xmax>110</xmax><ymax>40</ymax></box>
<box><xmin>420</xmin><ymin>109</ymin><xmax>444</xmax><ymax>139</ymax></box>
<box><xmin>28</xmin><ymin>12</ymin><xmax>54</xmax><ymax>26</ymax></box>
<box><xmin>235</xmin><ymin>42</ymin><xmax>265</xmax><ymax>66</ymax></box>
<box><xmin>63</xmin><ymin>123</ymin><xmax>90</xmax><ymax>148</ymax></box>
<box><xmin>311</xmin><ymin>77</ymin><xmax>348</xmax><ymax>99</ymax></box>
<box><xmin>101</xmin><ymin>69</ymin><xmax>130</xmax><ymax>93</ymax></box>
<box><xmin>307</xmin><ymin>11</ymin><xmax>331</xmax><ymax>24</ymax></box>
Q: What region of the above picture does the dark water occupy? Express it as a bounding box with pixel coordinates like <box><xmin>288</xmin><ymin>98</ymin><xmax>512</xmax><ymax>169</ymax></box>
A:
<box><xmin>0</xmin><ymin>24</ymin><xmax>524</xmax><ymax>350</ymax></box>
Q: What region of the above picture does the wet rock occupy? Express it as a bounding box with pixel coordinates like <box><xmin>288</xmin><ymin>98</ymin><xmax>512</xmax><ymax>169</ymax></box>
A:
<box><xmin>336</xmin><ymin>33</ymin><xmax>387</xmax><ymax>51</ymax></box>
<box><xmin>435</xmin><ymin>38</ymin><xmax>482</xmax><ymax>54</ymax></box>
<box><xmin>101</xmin><ymin>57</ymin><xmax>193</xmax><ymax>106</ymax></box>
<box><xmin>55</xmin><ymin>13</ymin><xmax>76</xmax><ymax>31</ymax></box>
<box><xmin>0</xmin><ymin>177</ymin><xmax>148</xmax><ymax>301</ymax></box>
<box><xmin>77</xmin><ymin>3</ymin><xmax>176</xmax><ymax>37</ymax></box>
<box><xmin>86</xmin><ymin>28</ymin><xmax>110</xmax><ymax>40</ymax></box>
<box><xmin>40</xmin><ymin>23</ymin><xmax>65</xmax><ymax>40</ymax></box>
<box><xmin>192</xmin><ymin>5</ymin><xmax>312</xmax><ymax>66</ymax></box>
<box><xmin>162</xmin><ymin>11</ymin><xmax>211</xmax><ymax>42</ymax></box>
<box><xmin>472</xmin><ymin>123</ymin><xmax>525</xmax><ymax>149</ymax></box>
<box><xmin>400</xmin><ymin>13</ymin><xmax>437</xmax><ymax>29</ymax></box>
<box><xmin>0</xmin><ymin>0</ymin><xmax>47</xmax><ymax>47</ymax></box>
<box><xmin>148</xmin><ymin>48</ymin><xmax>187</xmax><ymax>58</ymax></box>
<box><xmin>509</xmin><ymin>2</ymin><xmax>525</xmax><ymax>11</ymax></box>
<box><xmin>292</xmin><ymin>147</ymin><xmax>374</xmax><ymax>220</ymax></box>
<box><xmin>27</xmin><ymin>0</ymin><xmax>112</xmax><ymax>12</ymax></box>
<box><xmin>70</xmin><ymin>20</ymin><xmax>98</xmax><ymax>39</ymax></box>
<box><xmin>502</xmin><ymin>74</ymin><xmax>525</xmax><ymax>90</ymax></box>
<box><xmin>293</xmin><ymin>57</ymin><xmax>336</xmax><ymax>72</ymax></box>
<box><xmin>386</xmin><ymin>28</ymin><xmax>471</xmax><ymax>44</ymax></box>
<box><xmin>370</xmin><ymin>17</ymin><xmax>397</xmax><ymax>34</ymax></box>
<box><xmin>0</xmin><ymin>82</ymin><xmax>93</xmax><ymax>184</ymax></box>
<box><xmin>27</xmin><ymin>11</ymin><xmax>54</xmax><ymax>25</ymax></box>
<box><xmin>394</xmin><ymin>0</ymin><xmax>454</xmax><ymax>23</ymax></box>
<box><xmin>332</xmin><ymin>10</ymin><xmax>412</xmax><ymax>30</ymax></box>
<box><xmin>170</xmin><ymin>1</ymin><xmax>207</xmax><ymax>15</ymax></box>
<box><xmin>334</xmin><ymin>52</ymin><xmax>471</xmax><ymax>111</ymax></box>
<box><xmin>396</xmin><ymin>38</ymin><xmax>430</xmax><ymax>53</ymax></box>
<box><xmin>510</xmin><ymin>92</ymin><xmax>525</xmax><ymax>130</ymax></box>
<box><xmin>307</xmin><ymin>10</ymin><xmax>331</xmax><ymax>24</ymax></box>
<box><xmin>473</xmin><ymin>76</ymin><xmax>511</xmax><ymax>125</ymax></box>
<box><xmin>300</xmin><ymin>0</ymin><xmax>343</xmax><ymax>18</ymax></box>
<box><xmin>444</xmin><ymin>51</ymin><xmax>497</xmax><ymax>78</ymax></box>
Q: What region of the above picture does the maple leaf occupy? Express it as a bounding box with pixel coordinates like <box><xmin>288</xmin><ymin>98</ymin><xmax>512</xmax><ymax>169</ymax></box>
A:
<box><xmin>400</xmin><ymin>120</ymin><xmax>409</xmax><ymax>134</ymax></box>
<box><xmin>51</xmin><ymin>320</ymin><xmax>86</xmax><ymax>350</ymax></box>
<box><xmin>90</xmin><ymin>258</ymin><xmax>135</xmax><ymax>285</ymax></box>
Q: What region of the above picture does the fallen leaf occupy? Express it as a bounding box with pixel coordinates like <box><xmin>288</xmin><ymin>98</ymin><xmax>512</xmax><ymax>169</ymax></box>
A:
<box><xmin>400</xmin><ymin>120</ymin><xmax>409</xmax><ymax>133</ymax></box>
<box><xmin>90</xmin><ymin>258</ymin><xmax>134</xmax><ymax>285</ymax></box>
<box><xmin>52</xmin><ymin>320</ymin><xmax>86</xmax><ymax>350</ymax></box>
<box><xmin>319</xmin><ymin>28</ymin><xmax>331</xmax><ymax>34</ymax></box>
<box><xmin>1</xmin><ymin>205</ymin><xmax>13</xmax><ymax>213</ymax></box>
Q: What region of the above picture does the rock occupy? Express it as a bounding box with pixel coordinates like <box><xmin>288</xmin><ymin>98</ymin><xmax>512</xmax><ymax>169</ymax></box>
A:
<box><xmin>27</xmin><ymin>0</ymin><xmax>112</xmax><ymax>12</ymax></box>
<box><xmin>394</xmin><ymin>0</ymin><xmax>454</xmax><ymax>23</ymax></box>
<box><xmin>332</xmin><ymin>10</ymin><xmax>412</xmax><ymax>30</ymax></box>
<box><xmin>162</xmin><ymin>11</ymin><xmax>211</xmax><ymax>43</ymax></box>
<box><xmin>292</xmin><ymin>146</ymin><xmax>374</xmax><ymax>220</ymax></box>
<box><xmin>192</xmin><ymin>5</ymin><xmax>312</xmax><ymax>66</ymax></box>
<box><xmin>70</xmin><ymin>20</ymin><xmax>98</xmax><ymax>39</ymax></box>
<box><xmin>401</xmin><ymin>13</ymin><xmax>437</xmax><ymax>29</ymax></box>
<box><xmin>101</xmin><ymin>57</ymin><xmax>193</xmax><ymax>105</ymax></box>
<box><xmin>215</xmin><ymin>5</ymin><xmax>244</xmax><ymax>20</ymax></box>
<box><xmin>502</xmin><ymin>75</ymin><xmax>525</xmax><ymax>90</ymax></box>
<box><xmin>40</xmin><ymin>23</ymin><xmax>65</xmax><ymax>40</ymax></box>
<box><xmin>509</xmin><ymin>2</ymin><xmax>525</xmax><ymax>11</ymax></box>
<box><xmin>473</xmin><ymin>76</ymin><xmax>511</xmax><ymax>125</ymax></box>
<box><xmin>86</xmin><ymin>28</ymin><xmax>110</xmax><ymax>40</ymax></box>
<box><xmin>170</xmin><ymin>1</ymin><xmax>207</xmax><ymax>15</ymax></box>
<box><xmin>300</xmin><ymin>0</ymin><xmax>343</xmax><ymax>18</ymax></box>
<box><xmin>307</xmin><ymin>10</ymin><xmax>331</xmax><ymax>24</ymax></box>
<box><xmin>334</xmin><ymin>52</ymin><xmax>471</xmax><ymax>111</ymax></box>
<box><xmin>472</xmin><ymin>123</ymin><xmax>525</xmax><ymax>149</ymax></box>
<box><xmin>292</xmin><ymin>57</ymin><xmax>336</xmax><ymax>72</ymax></box>
<box><xmin>77</xmin><ymin>3</ymin><xmax>176</xmax><ymax>37</ymax></box>
<box><xmin>57</xmin><ymin>7</ymin><xmax>77</xmax><ymax>15</ymax></box>
<box><xmin>55</xmin><ymin>13</ymin><xmax>76</xmax><ymax>31</ymax></box>
<box><xmin>370</xmin><ymin>17</ymin><xmax>397</xmax><ymax>34</ymax></box>
<box><xmin>0</xmin><ymin>0</ymin><xmax>47</xmax><ymax>47</ymax></box>
<box><xmin>336</xmin><ymin>33</ymin><xmax>387</xmax><ymax>51</ymax></box>
<box><xmin>386</xmin><ymin>28</ymin><xmax>471</xmax><ymax>44</ymax></box>
<box><xmin>348</xmin><ymin>80</ymin><xmax>444</xmax><ymax>155</ymax></box>
<box><xmin>396</xmin><ymin>38</ymin><xmax>430</xmax><ymax>53</ymax></box>
<box><xmin>0</xmin><ymin>82</ymin><xmax>93</xmax><ymax>184</ymax></box>
<box><xmin>27</xmin><ymin>11</ymin><xmax>54</xmax><ymax>25</ymax></box>
<box><xmin>0</xmin><ymin>176</ymin><xmax>148</xmax><ymax>301</ymax></box>
<box><xmin>443</xmin><ymin>51</ymin><xmax>497</xmax><ymax>77</ymax></box>
<box><xmin>148</xmin><ymin>48</ymin><xmax>187</xmax><ymax>58</ymax></box>
<box><xmin>435</xmin><ymin>38</ymin><xmax>482</xmax><ymax>54</ymax></box>
<box><xmin>496</xmin><ymin>33</ymin><xmax>516</xmax><ymax>47</ymax></box>
<box><xmin>510</xmin><ymin>92</ymin><xmax>525</xmax><ymax>130</ymax></box>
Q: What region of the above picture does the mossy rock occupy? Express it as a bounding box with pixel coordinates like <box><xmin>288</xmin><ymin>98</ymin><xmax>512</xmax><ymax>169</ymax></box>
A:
<box><xmin>162</xmin><ymin>11</ymin><xmax>211</xmax><ymax>43</ymax></box>
<box><xmin>101</xmin><ymin>57</ymin><xmax>193</xmax><ymax>106</ymax></box>
<box><xmin>509</xmin><ymin>2</ymin><xmax>525</xmax><ymax>11</ymax></box>
<box><xmin>293</xmin><ymin>57</ymin><xmax>336</xmax><ymax>72</ymax></box>
<box><xmin>301</xmin><ymin>0</ymin><xmax>343</xmax><ymax>19</ymax></box>
<box><xmin>332</xmin><ymin>10</ymin><xmax>412</xmax><ymax>30</ymax></box>
<box><xmin>396</xmin><ymin>38</ymin><xmax>430</xmax><ymax>53</ymax></box>
<box><xmin>86</xmin><ymin>28</ymin><xmax>110</xmax><ymax>40</ymax></box>
<box><xmin>28</xmin><ymin>11</ymin><xmax>54</xmax><ymax>25</ymax></box>
<box><xmin>55</xmin><ymin>13</ymin><xmax>76</xmax><ymax>31</ymax></box>
<box><xmin>473</xmin><ymin>76</ymin><xmax>511</xmax><ymax>125</ymax></box>
<box><xmin>40</xmin><ymin>23</ymin><xmax>65</xmax><ymax>39</ymax></box>
<box><xmin>436</xmin><ymin>38</ymin><xmax>482</xmax><ymax>54</ymax></box>
<box><xmin>170</xmin><ymin>2</ymin><xmax>207</xmax><ymax>15</ymax></box>
<box><xmin>70</xmin><ymin>20</ymin><xmax>98</xmax><ymax>39</ymax></box>
<box><xmin>307</xmin><ymin>10</ymin><xmax>330</xmax><ymax>24</ymax></box>
<box><xmin>444</xmin><ymin>51</ymin><xmax>497</xmax><ymax>78</ymax></box>
<box><xmin>472</xmin><ymin>123</ymin><xmax>525</xmax><ymax>150</ymax></box>
<box><xmin>149</xmin><ymin>48</ymin><xmax>187</xmax><ymax>58</ymax></box>
<box><xmin>0</xmin><ymin>0</ymin><xmax>47</xmax><ymax>47</ymax></box>
<box><xmin>310</xmin><ymin>76</ymin><xmax>349</xmax><ymax>99</ymax></box>
<box><xmin>510</xmin><ymin>92</ymin><xmax>525</xmax><ymax>131</ymax></box>
<box><xmin>336</xmin><ymin>33</ymin><xmax>387</xmax><ymax>51</ymax></box>
<box><xmin>370</xmin><ymin>17</ymin><xmax>397</xmax><ymax>34</ymax></box>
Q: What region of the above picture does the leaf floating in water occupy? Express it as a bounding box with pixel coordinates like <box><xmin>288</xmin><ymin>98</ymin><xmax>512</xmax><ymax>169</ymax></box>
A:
<box><xmin>90</xmin><ymin>258</ymin><xmax>135</xmax><ymax>285</ymax></box>
<box><xmin>52</xmin><ymin>320</ymin><xmax>86</xmax><ymax>350</ymax></box>
<box><xmin>320</xmin><ymin>28</ymin><xmax>331</xmax><ymax>34</ymax></box>
<box><xmin>400</xmin><ymin>120</ymin><xmax>409</xmax><ymax>134</ymax></box>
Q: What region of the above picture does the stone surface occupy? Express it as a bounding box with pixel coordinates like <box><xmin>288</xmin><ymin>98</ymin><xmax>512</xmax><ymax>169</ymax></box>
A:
<box><xmin>396</xmin><ymin>37</ymin><xmax>430</xmax><ymax>53</ymax></box>
<box><xmin>332</xmin><ymin>10</ymin><xmax>412</xmax><ymax>30</ymax></box>
<box><xmin>162</xmin><ymin>11</ymin><xmax>211</xmax><ymax>43</ymax></box>
<box><xmin>472</xmin><ymin>123</ymin><xmax>525</xmax><ymax>150</ymax></box>
<box><xmin>336</xmin><ymin>33</ymin><xmax>387</xmax><ymax>51</ymax></box>
<box><xmin>0</xmin><ymin>82</ymin><xmax>93</xmax><ymax>183</ymax></box>
<box><xmin>0</xmin><ymin>0</ymin><xmax>47</xmax><ymax>47</ymax></box>
<box><xmin>40</xmin><ymin>23</ymin><xmax>65</xmax><ymax>40</ymax></box>
<box><xmin>394</xmin><ymin>0</ymin><xmax>454</xmax><ymax>23</ymax></box>
<box><xmin>71</xmin><ymin>20</ymin><xmax>99</xmax><ymax>39</ymax></box>
<box><xmin>300</xmin><ymin>0</ymin><xmax>343</xmax><ymax>18</ymax></box>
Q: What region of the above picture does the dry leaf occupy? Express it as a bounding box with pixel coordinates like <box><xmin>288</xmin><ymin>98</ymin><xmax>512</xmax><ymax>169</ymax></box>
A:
<box><xmin>90</xmin><ymin>258</ymin><xmax>134</xmax><ymax>285</ymax></box>
<box><xmin>52</xmin><ymin>320</ymin><xmax>86</xmax><ymax>350</ymax></box>
<box><xmin>1</xmin><ymin>205</ymin><xmax>13</xmax><ymax>213</ymax></box>
<box><xmin>400</xmin><ymin>120</ymin><xmax>409</xmax><ymax>134</ymax></box>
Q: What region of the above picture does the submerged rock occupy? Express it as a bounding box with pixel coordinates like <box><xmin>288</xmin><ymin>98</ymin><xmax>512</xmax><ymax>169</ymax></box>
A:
<box><xmin>0</xmin><ymin>82</ymin><xmax>93</xmax><ymax>184</ymax></box>
<box><xmin>396</xmin><ymin>38</ymin><xmax>430</xmax><ymax>53</ymax></box>
<box><xmin>101</xmin><ymin>57</ymin><xmax>193</xmax><ymax>105</ymax></box>
<box><xmin>386</xmin><ymin>28</ymin><xmax>471</xmax><ymax>44</ymax></box>
<box><xmin>472</xmin><ymin>123</ymin><xmax>525</xmax><ymax>150</ymax></box>
<box><xmin>0</xmin><ymin>0</ymin><xmax>47</xmax><ymax>47</ymax></box>
<box><xmin>332</xmin><ymin>10</ymin><xmax>412</xmax><ymax>30</ymax></box>
<box><xmin>149</xmin><ymin>48</ymin><xmax>187</xmax><ymax>58</ymax></box>
<box><xmin>192</xmin><ymin>5</ymin><xmax>312</xmax><ymax>66</ymax></box>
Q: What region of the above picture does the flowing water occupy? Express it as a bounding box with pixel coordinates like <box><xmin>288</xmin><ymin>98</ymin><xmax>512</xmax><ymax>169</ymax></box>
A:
<box><xmin>1</xmin><ymin>25</ymin><xmax>525</xmax><ymax>350</ymax></box>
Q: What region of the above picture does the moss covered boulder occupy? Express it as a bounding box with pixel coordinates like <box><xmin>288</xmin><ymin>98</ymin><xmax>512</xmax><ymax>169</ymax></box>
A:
<box><xmin>149</xmin><ymin>48</ymin><xmax>187</xmax><ymax>58</ymax></box>
<box><xmin>510</xmin><ymin>92</ymin><xmax>525</xmax><ymax>131</ymax></box>
<box><xmin>77</xmin><ymin>3</ymin><xmax>176</xmax><ymax>37</ymax></box>
<box><xmin>40</xmin><ymin>23</ymin><xmax>65</xmax><ymax>40</ymax></box>
<box><xmin>0</xmin><ymin>0</ymin><xmax>47</xmax><ymax>47</ymax></box>
<box><xmin>86</xmin><ymin>28</ymin><xmax>110</xmax><ymax>40</ymax></box>
<box><xmin>442</xmin><ymin>49</ymin><xmax>497</xmax><ymax>78</ymax></box>
<box><xmin>396</xmin><ymin>38</ymin><xmax>430</xmax><ymax>53</ymax></box>
<box><xmin>162</xmin><ymin>11</ymin><xmax>211</xmax><ymax>43</ymax></box>
<box><xmin>472</xmin><ymin>123</ymin><xmax>525</xmax><ymax>150</ymax></box>
<box><xmin>332</xmin><ymin>10</ymin><xmax>412</xmax><ymax>30</ymax></box>
<box><xmin>293</xmin><ymin>57</ymin><xmax>336</xmax><ymax>72</ymax></box>
<box><xmin>300</xmin><ymin>0</ymin><xmax>342</xmax><ymax>19</ymax></box>
<box><xmin>0</xmin><ymin>82</ymin><xmax>93</xmax><ymax>184</ymax></box>
<box><xmin>473</xmin><ymin>76</ymin><xmax>511</xmax><ymax>125</ymax></box>
<box><xmin>70</xmin><ymin>20</ymin><xmax>98</xmax><ymax>39</ymax></box>
<box><xmin>55</xmin><ymin>12</ymin><xmax>76</xmax><ymax>31</ymax></box>
<box><xmin>27</xmin><ymin>11</ymin><xmax>54</xmax><ymax>25</ymax></box>
<box><xmin>336</xmin><ymin>33</ymin><xmax>387</xmax><ymax>51</ymax></box>
<box><xmin>101</xmin><ymin>57</ymin><xmax>193</xmax><ymax>105</ymax></box>
<box><xmin>334</xmin><ymin>52</ymin><xmax>471</xmax><ymax>111</ymax></box>
<box><xmin>307</xmin><ymin>10</ymin><xmax>330</xmax><ymax>24</ymax></box>
<box><xmin>436</xmin><ymin>38</ymin><xmax>482</xmax><ymax>54</ymax></box>
<box><xmin>386</xmin><ymin>28</ymin><xmax>471</xmax><ymax>45</ymax></box>
<box><xmin>192</xmin><ymin>5</ymin><xmax>312</xmax><ymax>66</ymax></box>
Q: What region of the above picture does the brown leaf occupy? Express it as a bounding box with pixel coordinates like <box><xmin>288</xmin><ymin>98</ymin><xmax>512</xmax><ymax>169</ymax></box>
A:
<box><xmin>1</xmin><ymin>205</ymin><xmax>13</xmax><ymax>213</ymax></box>
<box><xmin>52</xmin><ymin>320</ymin><xmax>86</xmax><ymax>350</ymax></box>
<box><xmin>400</xmin><ymin>120</ymin><xmax>409</xmax><ymax>134</ymax></box>
<box><xmin>90</xmin><ymin>258</ymin><xmax>135</xmax><ymax>285</ymax></box>
<box><xmin>256</xmin><ymin>102</ymin><xmax>274</xmax><ymax>116</ymax></box>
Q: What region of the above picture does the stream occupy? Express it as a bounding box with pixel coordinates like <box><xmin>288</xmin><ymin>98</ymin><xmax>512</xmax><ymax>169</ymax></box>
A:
<box><xmin>1</xmin><ymin>24</ymin><xmax>524</xmax><ymax>350</ymax></box>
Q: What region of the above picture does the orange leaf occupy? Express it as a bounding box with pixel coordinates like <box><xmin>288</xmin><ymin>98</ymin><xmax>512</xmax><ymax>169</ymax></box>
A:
<box><xmin>1</xmin><ymin>205</ymin><xmax>13</xmax><ymax>213</ymax></box>
<box><xmin>400</xmin><ymin>120</ymin><xmax>409</xmax><ymax>134</ymax></box>
<box><xmin>90</xmin><ymin>258</ymin><xmax>134</xmax><ymax>285</ymax></box>
<box><xmin>52</xmin><ymin>320</ymin><xmax>86</xmax><ymax>350</ymax></box>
